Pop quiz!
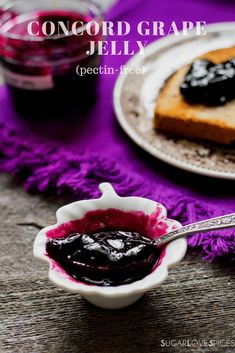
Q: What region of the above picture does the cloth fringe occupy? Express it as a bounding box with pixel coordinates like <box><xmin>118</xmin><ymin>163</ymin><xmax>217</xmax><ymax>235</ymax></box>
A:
<box><xmin>0</xmin><ymin>122</ymin><xmax>234</xmax><ymax>261</ymax></box>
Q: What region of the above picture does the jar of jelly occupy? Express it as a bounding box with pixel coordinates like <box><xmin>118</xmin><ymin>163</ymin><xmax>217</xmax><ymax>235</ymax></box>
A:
<box><xmin>0</xmin><ymin>0</ymin><xmax>103</xmax><ymax>116</ymax></box>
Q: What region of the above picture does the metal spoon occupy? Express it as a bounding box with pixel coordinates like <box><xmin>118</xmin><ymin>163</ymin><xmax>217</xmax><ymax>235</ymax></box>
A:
<box><xmin>153</xmin><ymin>213</ymin><xmax>235</xmax><ymax>248</ymax></box>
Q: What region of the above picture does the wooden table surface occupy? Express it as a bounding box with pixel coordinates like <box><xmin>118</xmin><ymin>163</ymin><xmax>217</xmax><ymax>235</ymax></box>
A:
<box><xmin>0</xmin><ymin>173</ymin><xmax>234</xmax><ymax>353</ymax></box>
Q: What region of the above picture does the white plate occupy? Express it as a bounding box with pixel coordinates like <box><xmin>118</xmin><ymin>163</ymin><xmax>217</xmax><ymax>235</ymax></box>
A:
<box><xmin>113</xmin><ymin>22</ymin><xmax>235</xmax><ymax>180</ymax></box>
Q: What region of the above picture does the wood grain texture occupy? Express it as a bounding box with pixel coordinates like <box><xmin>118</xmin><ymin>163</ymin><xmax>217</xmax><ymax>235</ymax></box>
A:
<box><xmin>0</xmin><ymin>174</ymin><xmax>234</xmax><ymax>353</ymax></box>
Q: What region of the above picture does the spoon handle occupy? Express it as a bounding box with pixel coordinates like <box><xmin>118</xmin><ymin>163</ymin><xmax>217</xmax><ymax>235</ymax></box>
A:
<box><xmin>154</xmin><ymin>213</ymin><xmax>235</xmax><ymax>248</ymax></box>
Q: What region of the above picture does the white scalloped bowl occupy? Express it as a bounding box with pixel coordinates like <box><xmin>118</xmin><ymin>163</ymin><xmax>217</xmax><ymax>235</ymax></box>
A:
<box><xmin>33</xmin><ymin>183</ymin><xmax>187</xmax><ymax>309</ymax></box>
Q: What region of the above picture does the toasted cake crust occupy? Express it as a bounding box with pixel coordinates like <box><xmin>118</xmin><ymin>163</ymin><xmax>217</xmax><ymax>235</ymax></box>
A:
<box><xmin>154</xmin><ymin>46</ymin><xmax>235</xmax><ymax>144</ymax></box>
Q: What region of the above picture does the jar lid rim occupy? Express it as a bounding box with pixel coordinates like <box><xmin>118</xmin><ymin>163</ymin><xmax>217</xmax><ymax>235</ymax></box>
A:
<box><xmin>0</xmin><ymin>0</ymin><xmax>103</xmax><ymax>42</ymax></box>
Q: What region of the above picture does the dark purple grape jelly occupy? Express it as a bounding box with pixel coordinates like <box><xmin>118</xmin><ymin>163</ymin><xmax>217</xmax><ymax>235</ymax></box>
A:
<box><xmin>46</xmin><ymin>230</ymin><xmax>161</xmax><ymax>287</ymax></box>
<box><xmin>0</xmin><ymin>5</ymin><xmax>102</xmax><ymax>116</ymax></box>
<box><xmin>180</xmin><ymin>58</ymin><xmax>235</xmax><ymax>106</ymax></box>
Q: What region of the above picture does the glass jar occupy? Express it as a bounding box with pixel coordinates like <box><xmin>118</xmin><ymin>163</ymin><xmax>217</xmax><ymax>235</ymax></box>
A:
<box><xmin>0</xmin><ymin>0</ymin><xmax>103</xmax><ymax>116</ymax></box>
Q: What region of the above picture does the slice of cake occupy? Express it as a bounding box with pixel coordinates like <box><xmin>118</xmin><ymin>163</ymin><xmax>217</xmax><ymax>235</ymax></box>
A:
<box><xmin>154</xmin><ymin>46</ymin><xmax>235</xmax><ymax>144</ymax></box>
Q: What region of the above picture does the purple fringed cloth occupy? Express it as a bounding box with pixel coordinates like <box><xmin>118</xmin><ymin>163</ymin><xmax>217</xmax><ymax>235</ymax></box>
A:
<box><xmin>0</xmin><ymin>0</ymin><xmax>235</xmax><ymax>260</ymax></box>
